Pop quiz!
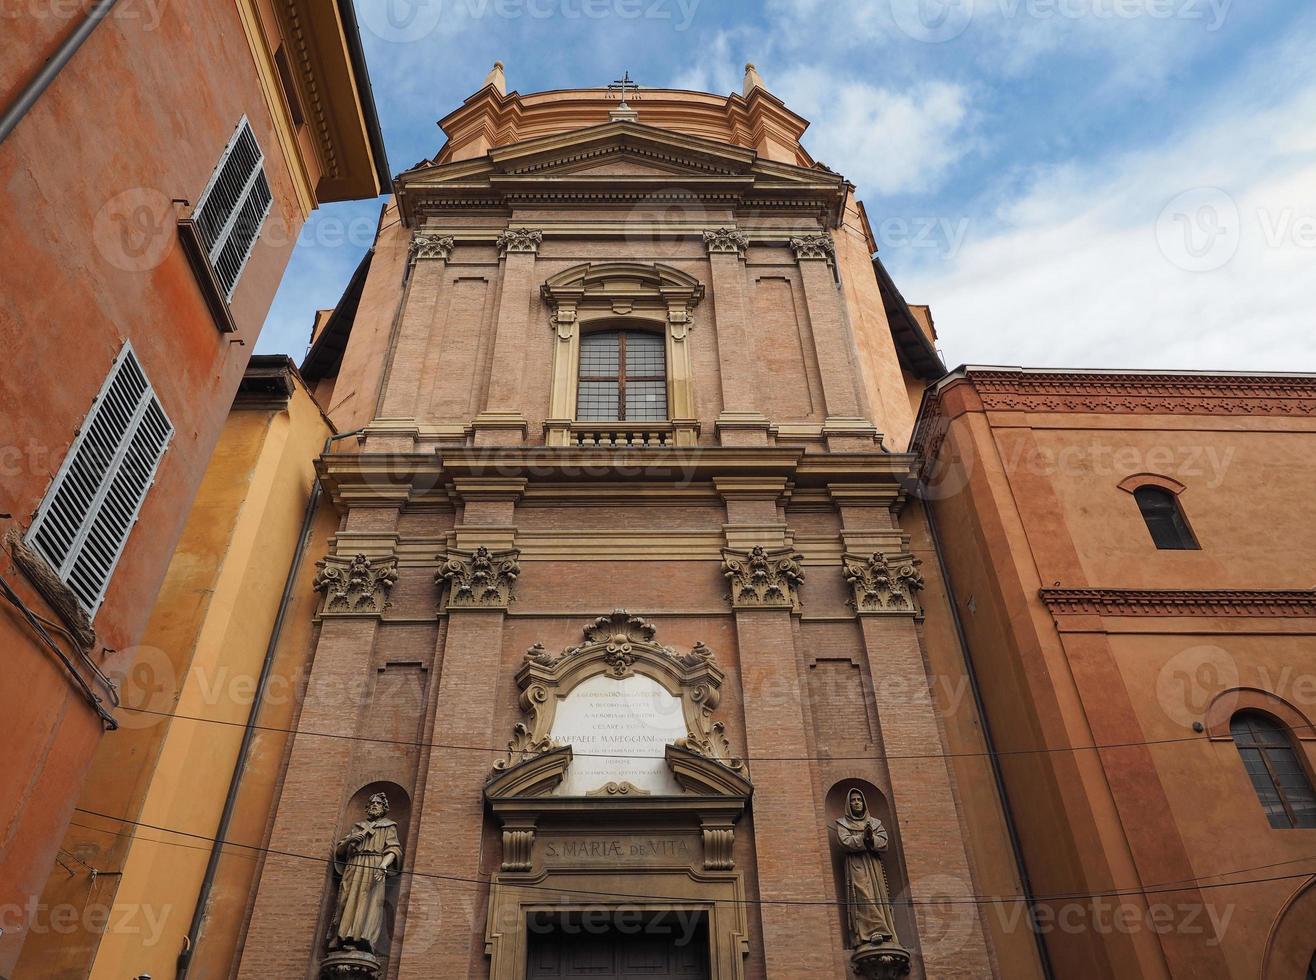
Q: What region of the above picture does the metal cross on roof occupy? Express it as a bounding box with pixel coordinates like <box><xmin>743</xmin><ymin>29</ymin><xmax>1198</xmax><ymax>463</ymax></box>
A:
<box><xmin>608</xmin><ymin>71</ymin><xmax>638</xmax><ymax>103</ymax></box>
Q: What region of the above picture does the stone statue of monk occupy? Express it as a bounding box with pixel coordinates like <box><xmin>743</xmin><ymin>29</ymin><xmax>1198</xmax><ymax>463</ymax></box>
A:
<box><xmin>836</xmin><ymin>788</ymin><xmax>900</xmax><ymax>949</ymax></box>
<box><xmin>330</xmin><ymin>792</ymin><xmax>402</xmax><ymax>954</ymax></box>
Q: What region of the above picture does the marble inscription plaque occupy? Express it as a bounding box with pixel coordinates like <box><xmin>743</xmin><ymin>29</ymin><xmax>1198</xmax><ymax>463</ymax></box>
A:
<box><xmin>549</xmin><ymin>673</ymin><xmax>687</xmax><ymax>796</ymax></box>
<box><xmin>541</xmin><ymin>833</ymin><xmax>698</xmax><ymax>868</ymax></box>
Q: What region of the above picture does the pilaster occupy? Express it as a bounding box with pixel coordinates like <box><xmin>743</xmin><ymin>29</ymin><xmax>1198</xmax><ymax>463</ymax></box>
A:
<box><xmin>704</xmin><ymin>229</ymin><xmax>770</xmax><ymax>446</ymax></box>
<box><xmin>378</xmin><ymin>234</ymin><xmax>454</xmax><ymax>420</ymax></box>
<box><xmin>790</xmin><ymin>235</ymin><xmax>880</xmax><ymax>450</ymax></box>
<box><xmin>716</xmin><ymin>479</ymin><xmax>848</xmax><ymax>978</ymax></box>
<box><xmin>473</xmin><ymin>228</ymin><xmax>542</xmax><ymax>445</ymax></box>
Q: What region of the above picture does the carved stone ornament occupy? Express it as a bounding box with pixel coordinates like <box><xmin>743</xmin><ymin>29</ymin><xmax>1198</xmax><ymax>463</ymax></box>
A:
<box><xmin>843</xmin><ymin>553</ymin><xmax>925</xmax><ymax>615</ymax></box>
<box><xmin>490</xmin><ymin>610</ymin><xmax>747</xmax><ymax>778</ymax></box>
<box><xmin>438</xmin><ymin>546</ymin><xmax>521</xmax><ymax>609</ymax></box>
<box><xmin>409</xmin><ymin>233</ymin><xmax>454</xmax><ymax>262</ymax></box>
<box><xmin>703</xmin><ymin>227</ymin><xmax>749</xmax><ymax>256</ymax></box>
<box><xmin>313</xmin><ymin>553</ymin><xmax>399</xmax><ymax>614</ymax></box>
<box><xmin>789</xmin><ymin>234</ymin><xmax>836</xmax><ymax>261</ymax></box>
<box><xmin>496</xmin><ymin>227</ymin><xmax>542</xmax><ymax>255</ymax></box>
<box><xmin>721</xmin><ymin>546</ymin><xmax>805</xmax><ymax>610</ymax></box>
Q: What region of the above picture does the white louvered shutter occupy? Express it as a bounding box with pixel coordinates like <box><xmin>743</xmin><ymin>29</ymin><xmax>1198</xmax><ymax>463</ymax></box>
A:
<box><xmin>26</xmin><ymin>344</ymin><xmax>173</xmax><ymax>616</ymax></box>
<box><xmin>193</xmin><ymin>117</ymin><xmax>273</xmax><ymax>299</ymax></box>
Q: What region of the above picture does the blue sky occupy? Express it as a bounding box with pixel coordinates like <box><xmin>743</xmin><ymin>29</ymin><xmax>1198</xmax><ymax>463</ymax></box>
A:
<box><xmin>257</xmin><ymin>0</ymin><xmax>1316</xmax><ymax>372</ymax></box>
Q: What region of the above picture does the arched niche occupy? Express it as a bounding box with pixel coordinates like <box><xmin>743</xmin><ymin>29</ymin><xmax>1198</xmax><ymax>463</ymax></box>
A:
<box><xmin>540</xmin><ymin>263</ymin><xmax>704</xmax><ymax>445</ymax></box>
<box><xmin>481</xmin><ymin>612</ymin><xmax>753</xmax><ymax>980</ymax></box>
<box><xmin>1263</xmin><ymin>877</ymin><xmax>1316</xmax><ymax>979</ymax></box>
<box><xmin>825</xmin><ymin>780</ymin><xmax>917</xmax><ymax>963</ymax></box>
<box><xmin>314</xmin><ymin>781</ymin><xmax>411</xmax><ymax>971</ymax></box>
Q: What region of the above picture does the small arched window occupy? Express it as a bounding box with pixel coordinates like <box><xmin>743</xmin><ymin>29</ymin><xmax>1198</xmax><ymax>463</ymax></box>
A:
<box><xmin>577</xmin><ymin>330</ymin><xmax>667</xmax><ymax>422</ymax></box>
<box><xmin>1231</xmin><ymin>711</ymin><xmax>1316</xmax><ymax>829</ymax></box>
<box><xmin>1133</xmin><ymin>485</ymin><xmax>1198</xmax><ymax>550</ymax></box>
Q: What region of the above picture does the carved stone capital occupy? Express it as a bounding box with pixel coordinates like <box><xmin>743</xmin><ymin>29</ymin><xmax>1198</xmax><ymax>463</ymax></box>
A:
<box><xmin>438</xmin><ymin>546</ymin><xmax>521</xmax><ymax>609</ymax></box>
<box><xmin>313</xmin><ymin>553</ymin><xmax>398</xmax><ymax>615</ymax></box>
<box><xmin>496</xmin><ymin>227</ymin><xmax>543</xmax><ymax>255</ymax></box>
<box><xmin>721</xmin><ymin>545</ymin><xmax>805</xmax><ymax>610</ymax></box>
<box><xmin>790</xmin><ymin>234</ymin><xmax>836</xmax><ymax>262</ymax></box>
<box><xmin>703</xmin><ymin>227</ymin><xmax>749</xmax><ymax>256</ymax></box>
<box><xmin>409</xmin><ymin>233</ymin><xmax>454</xmax><ymax>262</ymax></box>
<box><xmin>843</xmin><ymin>553</ymin><xmax>925</xmax><ymax>615</ymax></box>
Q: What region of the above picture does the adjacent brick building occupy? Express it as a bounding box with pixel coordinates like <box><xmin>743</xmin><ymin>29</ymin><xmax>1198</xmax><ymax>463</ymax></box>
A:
<box><xmin>0</xmin><ymin>1</ymin><xmax>386</xmax><ymax>972</ymax></box>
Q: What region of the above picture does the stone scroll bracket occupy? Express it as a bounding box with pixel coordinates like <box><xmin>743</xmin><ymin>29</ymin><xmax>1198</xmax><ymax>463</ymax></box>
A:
<box><xmin>313</xmin><ymin>553</ymin><xmax>399</xmax><ymax>617</ymax></box>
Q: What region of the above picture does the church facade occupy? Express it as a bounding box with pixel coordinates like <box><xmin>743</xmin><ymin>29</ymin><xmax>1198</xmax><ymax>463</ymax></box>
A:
<box><xmin>235</xmin><ymin>65</ymin><xmax>1028</xmax><ymax>980</ymax></box>
<box><xmin>66</xmin><ymin>65</ymin><xmax>1316</xmax><ymax>980</ymax></box>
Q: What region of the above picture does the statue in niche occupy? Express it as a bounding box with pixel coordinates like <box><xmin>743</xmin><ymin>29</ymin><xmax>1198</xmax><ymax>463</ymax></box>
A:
<box><xmin>836</xmin><ymin>788</ymin><xmax>910</xmax><ymax>977</ymax></box>
<box><xmin>329</xmin><ymin>792</ymin><xmax>402</xmax><ymax>956</ymax></box>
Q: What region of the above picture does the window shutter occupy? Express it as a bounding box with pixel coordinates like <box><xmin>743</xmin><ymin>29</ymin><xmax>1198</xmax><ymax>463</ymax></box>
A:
<box><xmin>193</xmin><ymin>117</ymin><xmax>273</xmax><ymax>299</ymax></box>
<box><xmin>26</xmin><ymin>344</ymin><xmax>173</xmax><ymax>616</ymax></box>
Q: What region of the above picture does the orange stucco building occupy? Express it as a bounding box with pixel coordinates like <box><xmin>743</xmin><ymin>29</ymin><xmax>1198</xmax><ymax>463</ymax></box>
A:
<box><xmin>0</xmin><ymin>1</ymin><xmax>386</xmax><ymax>972</ymax></box>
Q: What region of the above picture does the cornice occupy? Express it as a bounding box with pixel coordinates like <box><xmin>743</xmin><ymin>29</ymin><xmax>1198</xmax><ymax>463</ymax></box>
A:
<box><xmin>1039</xmin><ymin>588</ymin><xmax>1316</xmax><ymax>618</ymax></box>
<box><xmin>315</xmin><ymin>447</ymin><xmax>916</xmax><ymax>508</ymax></box>
<box><xmin>912</xmin><ymin>369</ymin><xmax>1316</xmax><ymax>462</ymax></box>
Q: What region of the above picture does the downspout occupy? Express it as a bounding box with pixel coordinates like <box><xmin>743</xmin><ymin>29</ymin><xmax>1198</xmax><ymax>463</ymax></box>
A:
<box><xmin>0</xmin><ymin>0</ymin><xmax>120</xmax><ymax>145</ymax></box>
<box><xmin>922</xmin><ymin>498</ymin><xmax>1057</xmax><ymax>980</ymax></box>
<box><xmin>176</xmin><ymin>427</ymin><xmax>363</xmax><ymax>978</ymax></box>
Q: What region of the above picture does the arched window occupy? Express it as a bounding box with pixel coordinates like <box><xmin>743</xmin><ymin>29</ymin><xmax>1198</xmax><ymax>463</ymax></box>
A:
<box><xmin>1133</xmin><ymin>485</ymin><xmax>1198</xmax><ymax>550</ymax></box>
<box><xmin>1231</xmin><ymin>711</ymin><xmax>1316</xmax><ymax>829</ymax></box>
<box><xmin>577</xmin><ymin>330</ymin><xmax>667</xmax><ymax>422</ymax></box>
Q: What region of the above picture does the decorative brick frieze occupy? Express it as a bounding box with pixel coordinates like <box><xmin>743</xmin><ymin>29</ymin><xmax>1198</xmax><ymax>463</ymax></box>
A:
<box><xmin>1039</xmin><ymin>588</ymin><xmax>1316</xmax><ymax>618</ymax></box>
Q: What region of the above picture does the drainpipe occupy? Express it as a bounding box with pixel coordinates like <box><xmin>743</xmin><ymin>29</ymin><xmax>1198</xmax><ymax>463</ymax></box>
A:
<box><xmin>923</xmin><ymin>499</ymin><xmax>1057</xmax><ymax>980</ymax></box>
<box><xmin>176</xmin><ymin>427</ymin><xmax>363</xmax><ymax>978</ymax></box>
<box><xmin>0</xmin><ymin>0</ymin><xmax>120</xmax><ymax>146</ymax></box>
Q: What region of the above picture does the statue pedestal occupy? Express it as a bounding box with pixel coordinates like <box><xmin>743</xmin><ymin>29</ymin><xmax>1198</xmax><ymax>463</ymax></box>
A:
<box><xmin>320</xmin><ymin>949</ymin><xmax>381</xmax><ymax>979</ymax></box>
<box><xmin>851</xmin><ymin>941</ymin><xmax>912</xmax><ymax>979</ymax></box>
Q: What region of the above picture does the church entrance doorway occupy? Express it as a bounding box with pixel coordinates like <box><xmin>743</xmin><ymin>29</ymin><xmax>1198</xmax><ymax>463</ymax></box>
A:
<box><xmin>525</xmin><ymin>910</ymin><xmax>711</xmax><ymax>979</ymax></box>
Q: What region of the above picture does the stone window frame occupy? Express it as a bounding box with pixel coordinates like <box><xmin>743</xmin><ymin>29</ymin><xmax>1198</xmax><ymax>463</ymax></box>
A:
<box><xmin>541</xmin><ymin>262</ymin><xmax>703</xmax><ymax>447</ymax></box>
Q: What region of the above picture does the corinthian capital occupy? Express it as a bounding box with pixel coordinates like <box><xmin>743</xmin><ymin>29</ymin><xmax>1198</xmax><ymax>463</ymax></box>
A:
<box><xmin>843</xmin><ymin>552</ymin><xmax>925</xmax><ymax>615</ymax></box>
<box><xmin>721</xmin><ymin>545</ymin><xmax>805</xmax><ymax>610</ymax></box>
<box><xmin>409</xmin><ymin>233</ymin><xmax>454</xmax><ymax>262</ymax></box>
<box><xmin>313</xmin><ymin>553</ymin><xmax>399</xmax><ymax>614</ymax></box>
<box><xmin>438</xmin><ymin>546</ymin><xmax>522</xmax><ymax>608</ymax></box>
<box><xmin>703</xmin><ymin>227</ymin><xmax>749</xmax><ymax>256</ymax></box>
<box><xmin>496</xmin><ymin>228</ymin><xmax>543</xmax><ymax>255</ymax></box>
<box><xmin>789</xmin><ymin>234</ymin><xmax>836</xmax><ymax>262</ymax></box>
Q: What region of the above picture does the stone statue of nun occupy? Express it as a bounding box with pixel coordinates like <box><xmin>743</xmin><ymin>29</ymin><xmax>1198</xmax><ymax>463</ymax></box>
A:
<box><xmin>835</xmin><ymin>788</ymin><xmax>901</xmax><ymax>950</ymax></box>
<box><xmin>329</xmin><ymin>792</ymin><xmax>402</xmax><ymax>954</ymax></box>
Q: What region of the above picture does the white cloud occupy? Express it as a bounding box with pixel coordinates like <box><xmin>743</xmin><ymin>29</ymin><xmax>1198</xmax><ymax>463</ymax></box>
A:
<box><xmin>894</xmin><ymin>61</ymin><xmax>1316</xmax><ymax>370</ymax></box>
<box><xmin>777</xmin><ymin>70</ymin><xmax>975</xmax><ymax>195</ymax></box>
